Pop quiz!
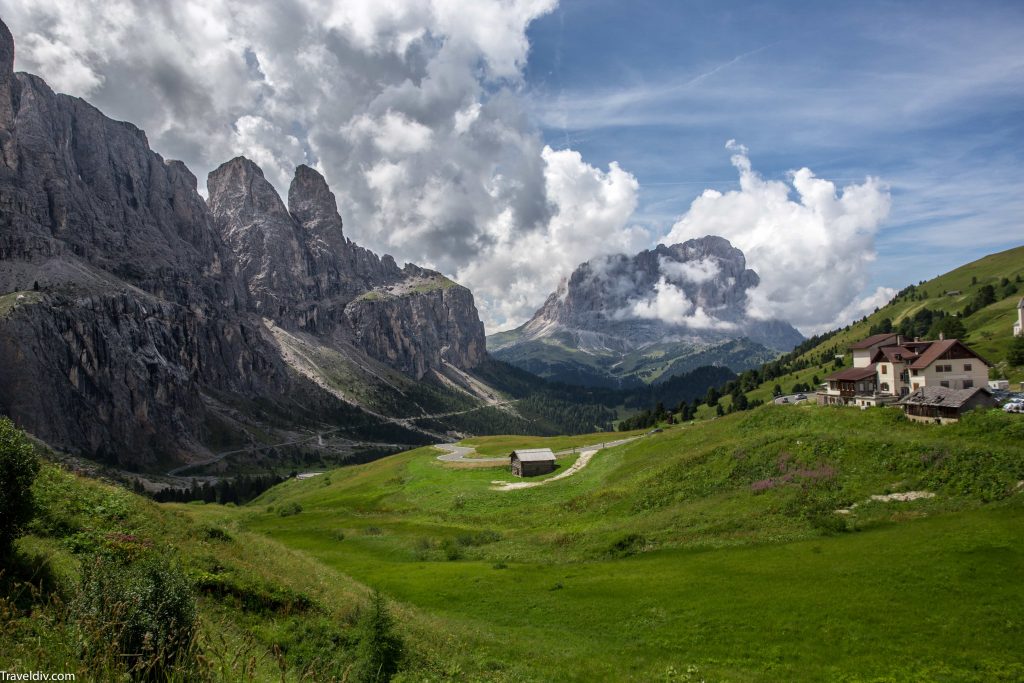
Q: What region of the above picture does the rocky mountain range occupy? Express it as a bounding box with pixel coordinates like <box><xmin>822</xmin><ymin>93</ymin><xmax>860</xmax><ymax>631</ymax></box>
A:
<box><xmin>489</xmin><ymin>237</ymin><xmax>803</xmax><ymax>387</ymax></box>
<box><xmin>0</xmin><ymin>19</ymin><xmax>497</xmax><ymax>472</ymax></box>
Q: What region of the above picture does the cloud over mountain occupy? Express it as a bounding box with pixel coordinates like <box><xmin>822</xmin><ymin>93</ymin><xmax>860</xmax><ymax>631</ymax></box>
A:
<box><xmin>666</xmin><ymin>141</ymin><xmax>892</xmax><ymax>334</ymax></box>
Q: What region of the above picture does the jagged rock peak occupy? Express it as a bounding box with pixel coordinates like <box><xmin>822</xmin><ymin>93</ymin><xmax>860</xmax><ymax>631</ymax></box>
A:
<box><xmin>288</xmin><ymin>164</ymin><xmax>344</xmax><ymax>238</ymax></box>
<box><xmin>207</xmin><ymin>156</ymin><xmax>288</xmax><ymax>219</ymax></box>
<box><xmin>511</xmin><ymin>234</ymin><xmax>803</xmax><ymax>353</ymax></box>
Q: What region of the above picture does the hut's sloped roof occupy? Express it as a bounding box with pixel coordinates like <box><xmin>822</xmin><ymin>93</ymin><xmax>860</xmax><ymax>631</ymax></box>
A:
<box><xmin>897</xmin><ymin>385</ymin><xmax>991</xmax><ymax>408</ymax></box>
<box><xmin>511</xmin><ymin>448</ymin><xmax>556</xmax><ymax>462</ymax></box>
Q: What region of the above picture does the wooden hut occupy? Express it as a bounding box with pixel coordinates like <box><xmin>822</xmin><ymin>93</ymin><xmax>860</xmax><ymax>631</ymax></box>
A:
<box><xmin>897</xmin><ymin>385</ymin><xmax>996</xmax><ymax>424</ymax></box>
<box><xmin>510</xmin><ymin>448</ymin><xmax>556</xmax><ymax>477</ymax></box>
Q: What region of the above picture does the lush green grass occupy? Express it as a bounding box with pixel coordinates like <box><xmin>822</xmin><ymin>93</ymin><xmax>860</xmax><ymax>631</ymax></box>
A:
<box><xmin>215</xmin><ymin>405</ymin><xmax>1024</xmax><ymax>681</ymax></box>
<box><xmin>8</xmin><ymin>405</ymin><xmax>1024</xmax><ymax>680</ymax></box>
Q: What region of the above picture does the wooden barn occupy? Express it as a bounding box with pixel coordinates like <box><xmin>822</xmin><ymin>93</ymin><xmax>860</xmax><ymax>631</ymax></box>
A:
<box><xmin>510</xmin><ymin>448</ymin><xmax>556</xmax><ymax>477</ymax></box>
<box><xmin>897</xmin><ymin>385</ymin><xmax>997</xmax><ymax>424</ymax></box>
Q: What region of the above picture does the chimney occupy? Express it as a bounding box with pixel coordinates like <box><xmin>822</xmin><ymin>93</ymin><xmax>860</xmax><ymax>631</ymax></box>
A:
<box><xmin>939</xmin><ymin>331</ymin><xmax>945</xmax><ymax>341</ymax></box>
<box><xmin>914</xmin><ymin>336</ymin><xmax>921</xmax><ymax>343</ymax></box>
<box><xmin>895</xmin><ymin>334</ymin><xmax>902</xmax><ymax>346</ymax></box>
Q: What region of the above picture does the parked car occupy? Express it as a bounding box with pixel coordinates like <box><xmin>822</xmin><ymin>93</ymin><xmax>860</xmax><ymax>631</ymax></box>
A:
<box><xmin>780</xmin><ymin>397</ymin><xmax>790</xmax><ymax>403</ymax></box>
<box><xmin>795</xmin><ymin>394</ymin><xmax>807</xmax><ymax>400</ymax></box>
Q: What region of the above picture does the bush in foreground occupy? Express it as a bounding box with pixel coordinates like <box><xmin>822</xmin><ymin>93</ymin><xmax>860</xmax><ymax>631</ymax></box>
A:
<box><xmin>0</xmin><ymin>417</ymin><xmax>40</xmax><ymax>558</ymax></box>
<box><xmin>75</xmin><ymin>553</ymin><xmax>198</xmax><ymax>679</ymax></box>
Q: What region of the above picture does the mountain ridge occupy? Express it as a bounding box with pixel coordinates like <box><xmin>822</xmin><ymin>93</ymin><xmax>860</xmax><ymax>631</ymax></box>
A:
<box><xmin>490</xmin><ymin>236</ymin><xmax>803</xmax><ymax>387</ymax></box>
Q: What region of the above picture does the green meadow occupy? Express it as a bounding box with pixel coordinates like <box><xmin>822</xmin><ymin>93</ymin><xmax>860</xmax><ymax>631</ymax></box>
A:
<box><xmin>6</xmin><ymin>404</ymin><xmax>1024</xmax><ymax>681</ymax></box>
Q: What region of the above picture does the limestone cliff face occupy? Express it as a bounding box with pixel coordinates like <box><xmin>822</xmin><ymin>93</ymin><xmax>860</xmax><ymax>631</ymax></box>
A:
<box><xmin>207</xmin><ymin>158</ymin><xmax>485</xmax><ymax>379</ymax></box>
<box><xmin>0</xmin><ymin>18</ymin><xmax>488</xmax><ymax>468</ymax></box>
<box><xmin>344</xmin><ymin>271</ymin><xmax>487</xmax><ymax>378</ymax></box>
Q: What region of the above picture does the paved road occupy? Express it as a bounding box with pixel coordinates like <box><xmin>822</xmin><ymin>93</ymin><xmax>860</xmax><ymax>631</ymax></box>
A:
<box><xmin>773</xmin><ymin>393</ymin><xmax>812</xmax><ymax>405</ymax></box>
<box><xmin>434</xmin><ymin>443</ymin><xmax>506</xmax><ymax>464</ymax></box>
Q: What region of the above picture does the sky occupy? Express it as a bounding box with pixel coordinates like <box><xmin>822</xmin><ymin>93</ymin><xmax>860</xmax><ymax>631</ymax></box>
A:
<box><xmin>2</xmin><ymin>0</ymin><xmax>1022</xmax><ymax>335</ymax></box>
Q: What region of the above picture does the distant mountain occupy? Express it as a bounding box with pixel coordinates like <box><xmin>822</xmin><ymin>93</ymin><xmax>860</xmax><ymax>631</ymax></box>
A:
<box><xmin>489</xmin><ymin>237</ymin><xmax>803</xmax><ymax>387</ymax></box>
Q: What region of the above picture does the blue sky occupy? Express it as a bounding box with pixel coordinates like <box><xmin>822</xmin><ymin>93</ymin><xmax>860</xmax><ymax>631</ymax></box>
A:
<box><xmin>522</xmin><ymin>0</ymin><xmax>1024</xmax><ymax>295</ymax></box>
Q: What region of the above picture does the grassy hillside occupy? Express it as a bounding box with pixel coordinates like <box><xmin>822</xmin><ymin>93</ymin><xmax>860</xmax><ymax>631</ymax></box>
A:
<box><xmin>6</xmin><ymin>404</ymin><xmax>1024</xmax><ymax>680</ymax></box>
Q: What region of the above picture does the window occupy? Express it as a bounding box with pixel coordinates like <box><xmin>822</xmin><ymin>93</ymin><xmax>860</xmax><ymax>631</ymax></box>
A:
<box><xmin>881</xmin><ymin>365</ymin><xmax>888</xmax><ymax>374</ymax></box>
<box><xmin>940</xmin><ymin>381</ymin><xmax>949</xmax><ymax>388</ymax></box>
<box><xmin>911</xmin><ymin>369</ymin><xmax>919</xmax><ymax>376</ymax></box>
<box><xmin>964</xmin><ymin>363</ymin><xmax>972</xmax><ymax>371</ymax></box>
<box><xmin>963</xmin><ymin>380</ymin><xmax>974</xmax><ymax>389</ymax></box>
<box><xmin>880</xmin><ymin>383</ymin><xmax>890</xmax><ymax>392</ymax></box>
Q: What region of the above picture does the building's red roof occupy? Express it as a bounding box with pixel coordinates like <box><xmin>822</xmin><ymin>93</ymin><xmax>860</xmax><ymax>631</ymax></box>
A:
<box><xmin>827</xmin><ymin>364</ymin><xmax>877</xmax><ymax>381</ymax></box>
<box><xmin>908</xmin><ymin>338</ymin><xmax>989</xmax><ymax>369</ymax></box>
<box><xmin>875</xmin><ymin>346</ymin><xmax>919</xmax><ymax>364</ymax></box>
<box><xmin>849</xmin><ymin>333</ymin><xmax>899</xmax><ymax>350</ymax></box>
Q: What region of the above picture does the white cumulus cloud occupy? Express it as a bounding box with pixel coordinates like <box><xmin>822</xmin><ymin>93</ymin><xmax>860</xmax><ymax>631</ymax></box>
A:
<box><xmin>666</xmin><ymin>141</ymin><xmax>891</xmax><ymax>334</ymax></box>
<box><xmin>626</xmin><ymin>277</ymin><xmax>737</xmax><ymax>330</ymax></box>
<box><xmin>455</xmin><ymin>145</ymin><xmax>650</xmax><ymax>329</ymax></box>
<box><xmin>659</xmin><ymin>256</ymin><xmax>720</xmax><ymax>284</ymax></box>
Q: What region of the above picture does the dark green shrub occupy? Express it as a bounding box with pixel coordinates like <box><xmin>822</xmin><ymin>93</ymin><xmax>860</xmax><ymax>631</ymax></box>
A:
<box><xmin>0</xmin><ymin>417</ymin><xmax>40</xmax><ymax>558</ymax></box>
<box><xmin>442</xmin><ymin>538</ymin><xmax>463</xmax><ymax>561</ymax></box>
<box><xmin>278</xmin><ymin>502</ymin><xmax>303</xmax><ymax>517</ymax></box>
<box><xmin>75</xmin><ymin>553</ymin><xmax>197</xmax><ymax>679</ymax></box>
<box><xmin>455</xmin><ymin>529</ymin><xmax>501</xmax><ymax>547</ymax></box>
<box><xmin>607</xmin><ymin>533</ymin><xmax>646</xmax><ymax>557</ymax></box>
<box><xmin>202</xmin><ymin>525</ymin><xmax>233</xmax><ymax>542</ymax></box>
<box><xmin>351</xmin><ymin>590</ymin><xmax>403</xmax><ymax>683</ymax></box>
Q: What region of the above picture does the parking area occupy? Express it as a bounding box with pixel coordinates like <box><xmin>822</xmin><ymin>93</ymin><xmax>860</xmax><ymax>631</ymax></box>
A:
<box><xmin>773</xmin><ymin>393</ymin><xmax>812</xmax><ymax>405</ymax></box>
